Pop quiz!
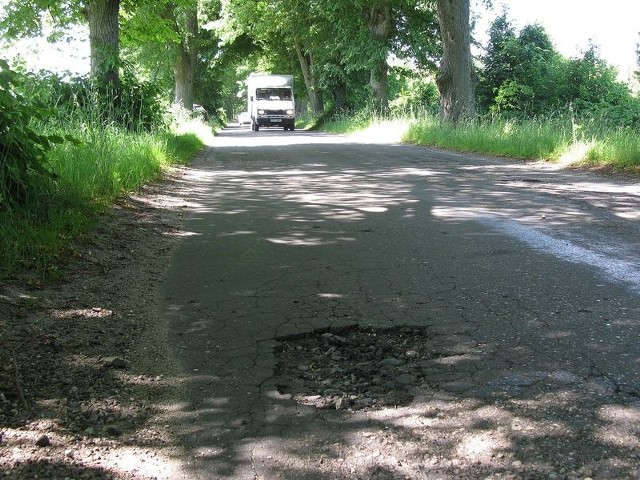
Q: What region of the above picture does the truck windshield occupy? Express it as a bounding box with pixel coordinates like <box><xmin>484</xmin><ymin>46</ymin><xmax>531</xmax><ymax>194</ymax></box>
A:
<box><xmin>256</xmin><ymin>88</ymin><xmax>292</xmax><ymax>101</ymax></box>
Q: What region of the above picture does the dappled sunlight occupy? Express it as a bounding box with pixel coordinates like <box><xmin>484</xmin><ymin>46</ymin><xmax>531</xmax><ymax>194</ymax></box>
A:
<box><xmin>456</xmin><ymin>431</ymin><xmax>510</xmax><ymax>463</ymax></box>
<box><xmin>596</xmin><ymin>405</ymin><xmax>640</xmax><ymax>449</ymax></box>
<box><xmin>174</xmin><ymin>230</ymin><xmax>202</xmax><ymax>237</ymax></box>
<box><xmin>151</xmin><ymin>131</ymin><xmax>640</xmax><ymax>478</ymax></box>
<box><xmin>266</xmin><ymin>234</ymin><xmax>341</xmax><ymax>246</ymax></box>
<box><xmin>50</xmin><ymin>307</ymin><xmax>113</xmax><ymax>319</ymax></box>
<box><xmin>558</xmin><ymin>140</ymin><xmax>594</xmax><ymax>165</ymax></box>
<box><xmin>433</xmin><ymin>353</ymin><xmax>484</xmax><ymax>365</ymax></box>
<box><xmin>347</xmin><ymin>119</ymin><xmax>412</xmax><ymax>144</ymax></box>
<box><xmin>217</xmin><ymin>230</ymin><xmax>257</xmax><ymax>237</ymax></box>
<box><xmin>0</xmin><ymin>426</ymin><xmax>184</xmax><ymax>479</ymax></box>
<box><xmin>318</xmin><ymin>293</ymin><xmax>346</xmax><ymax>299</ymax></box>
<box><xmin>161</xmin><ymin>373</ymin><xmax>640</xmax><ymax>478</ymax></box>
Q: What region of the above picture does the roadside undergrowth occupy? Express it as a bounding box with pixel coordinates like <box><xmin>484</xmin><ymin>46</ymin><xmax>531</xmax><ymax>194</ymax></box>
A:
<box><xmin>0</xmin><ymin>122</ymin><xmax>205</xmax><ymax>281</ymax></box>
<box><xmin>403</xmin><ymin>115</ymin><xmax>640</xmax><ymax>170</ymax></box>
<box><xmin>322</xmin><ymin>111</ymin><xmax>640</xmax><ymax>171</ymax></box>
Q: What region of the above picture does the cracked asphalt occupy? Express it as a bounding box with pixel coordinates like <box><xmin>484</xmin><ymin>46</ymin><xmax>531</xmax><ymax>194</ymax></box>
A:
<box><xmin>158</xmin><ymin>127</ymin><xmax>640</xmax><ymax>479</ymax></box>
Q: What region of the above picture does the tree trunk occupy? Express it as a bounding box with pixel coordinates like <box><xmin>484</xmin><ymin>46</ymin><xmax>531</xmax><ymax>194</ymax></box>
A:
<box><xmin>366</xmin><ymin>0</ymin><xmax>392</xmax><ymax>113</ymax></box>
<box><xmin>174</xmin><ymin>6</ymin><xmax>198</xmax><ymax>109</ymax></box>
<box><xmin>174</xmin><ymin>48</ymin><xmax>194</xmax><ymax>109</ymax></box>
<box><xmin>331</xmin><ymin>80</ymin><xmax>347</xmax><ymax>112</ymax></box>
<box><xmin>86</xmin><ymin>0</ymin><xmax>120</xmax><ymax>88</ymax></box>
<box><xmin>295</xmin><ymin>43</ymin><xmax>324</xmax><ymax>116</ymax></box>
<box><xmin>370</xmin><ymin>60</ymin><xmax>388</xmax><ymax>113</ymax></box>
<box><xmin>436</xmin><ymin>0</ymin><xmax>475</xmax><ymax>123</ymax></box>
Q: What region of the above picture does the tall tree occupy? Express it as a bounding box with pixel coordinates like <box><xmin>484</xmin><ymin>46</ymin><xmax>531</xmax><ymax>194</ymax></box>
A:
<box><xmin>364</xmin><ymin>0</ymin><xmax>393</xmax><ymax>112</ymax></box>
<box><xmin>122</xmin><ymin>0</ymin><xmax>221</xmax><ymax>110</ymax></box>
<box><xmin>173</xmin><ymin>2</ymin><xmax>199</xmax><ymax>108</ymax></box>
<box><xmin>477</xmin><ymin>12</ymin><xmax>516</xmax><ymax>108</ymax></box>
<box><xmin>360</xmin><ymin>0</ymin><xmax>439</xmax><ymax>113</ymax></box>
<box><xmin>435</xmin><ymin>0</ymin><xmax>475</xmax><ymax>122</ymax></box>
<box><xmin>295</xmin><ymin>42</ymin><xmax>324</xmax><ymax>116</ymax></box>
<box><xmin>86</xmin><ymin>0</ymin><xmax>121</xmax><ymax>88</ymax></box>
<box><xmin>217</xmin><ymin>0</ymin><xmax>439</xmax><ymax>117</ymax></box>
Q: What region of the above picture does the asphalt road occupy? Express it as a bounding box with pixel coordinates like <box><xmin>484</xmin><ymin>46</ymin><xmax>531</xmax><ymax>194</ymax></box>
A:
<box><xmin>159</xmin><ymin>126</ymin><xmax>640</xmax><ymax>479</ymax></box>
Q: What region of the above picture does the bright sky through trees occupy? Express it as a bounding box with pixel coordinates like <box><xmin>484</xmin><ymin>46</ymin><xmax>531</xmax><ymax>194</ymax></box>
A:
<box><xmin>1</xmin><ymin>0</ymin><xmax>639</xmax><ymax>83</ymax></box>
<box><xmin>476</xmin><ymin>0</ymin><xmax>639</xmax><ymax>80</ymax></box>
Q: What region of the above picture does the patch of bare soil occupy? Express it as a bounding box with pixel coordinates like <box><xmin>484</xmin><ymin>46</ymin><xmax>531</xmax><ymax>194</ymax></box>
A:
<box><xmin>0</xmin><ymin>168</ymin><xmax>190</xmax><ymax>479</ymax></box>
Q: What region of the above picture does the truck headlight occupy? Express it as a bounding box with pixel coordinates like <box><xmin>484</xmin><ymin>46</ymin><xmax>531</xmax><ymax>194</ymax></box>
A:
<box><xmin>286</xmin><ymin>109</ymin><xmax>294</xmax><ymax>115</ymax></box>
<box><xmin>258</xmin><ymin>109</ymin><xmax>265</xmax><ymax>115</ymax></box>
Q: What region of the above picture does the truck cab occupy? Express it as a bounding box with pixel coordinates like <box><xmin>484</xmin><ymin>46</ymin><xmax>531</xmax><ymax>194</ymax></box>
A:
<box><xmin>247</xmin><ymin>74</ymin><xmax>295</xmax><ymax>131</ymax></box>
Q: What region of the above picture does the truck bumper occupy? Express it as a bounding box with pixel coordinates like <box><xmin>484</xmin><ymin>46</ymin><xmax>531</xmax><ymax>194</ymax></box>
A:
<box><xmin>256</xmin><ymin>116</ymin><xmax>295</xmax><ymax>128</ymax></box>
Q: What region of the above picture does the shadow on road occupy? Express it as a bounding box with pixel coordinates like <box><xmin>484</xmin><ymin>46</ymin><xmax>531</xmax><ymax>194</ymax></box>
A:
<box><xmin>159</xmin><ymin>133</ymin><xmax>640</xmax><ymax>478</ymax></box>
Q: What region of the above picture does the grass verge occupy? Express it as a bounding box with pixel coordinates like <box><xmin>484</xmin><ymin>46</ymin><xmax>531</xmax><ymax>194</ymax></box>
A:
<box><xmin>321</xmin><ymin>111</ymin><xmax>640</xmax><ymax>171</ymax></box>
<box><xmin>0</xmin><ymin>124</ymin><xmax>205</xmax><ymax>281</ymax></box>
<box><xmin>403</xmin><ymin>116</ymin><xmax>566</xmax><ymax>160</ymax></box>
<box><xmin>403</xmin><ymin>115</ymin><xmax>640</xmax><ymax>170</ymax></box>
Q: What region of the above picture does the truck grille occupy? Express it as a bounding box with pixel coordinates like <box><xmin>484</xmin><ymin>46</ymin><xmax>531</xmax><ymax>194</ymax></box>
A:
<box><xmin>264</xmin><ymin>109</ymin><xmax>287</xmax><ymax>115</ymax></box>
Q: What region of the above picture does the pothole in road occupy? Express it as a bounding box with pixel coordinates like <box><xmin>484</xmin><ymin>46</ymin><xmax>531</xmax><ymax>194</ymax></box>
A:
<box><xmin>274</xmin><ymin>325</ymin><xmax>436</xmax><ymax>411</ymax></box>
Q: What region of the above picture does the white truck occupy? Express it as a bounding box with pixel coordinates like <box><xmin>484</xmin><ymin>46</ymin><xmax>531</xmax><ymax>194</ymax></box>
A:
<box><xmin>247</xmin><ymin>73</ymin><xmax>295</xmax><ymax>131</ymax></box>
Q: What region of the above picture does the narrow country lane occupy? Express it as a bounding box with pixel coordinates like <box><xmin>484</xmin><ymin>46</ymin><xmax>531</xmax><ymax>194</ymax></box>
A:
<box><xmin>159</xmin><ymin>127</ymin><xmax>640</xmax><ymax>479</ymax></box>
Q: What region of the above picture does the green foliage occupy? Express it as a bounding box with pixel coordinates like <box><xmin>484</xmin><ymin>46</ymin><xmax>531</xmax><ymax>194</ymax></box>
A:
<box><xmin>404</xmin><ymin>114</ymin><xmax>566</xmax><ymax>159</ymax></box>
<box><xmin>0</xmin><ymin>60</ymin><xmax>205</xmax><ymax>279</ymax></box>
<box><xmin>0</xmin><ymin>59</ymin><xmax>70</xmax><ymax>208</ymax></box>
<box><xmin>103</xmin><ymin>71</ymin><xmax>168</xmax><ymax>130</ymax></box>
<box><xmin>320</xmin><ymin>108</ymin><xmax>381</xmax><ymax>133</ymax></box>
<box><xmin>636</xmin><ymin>36</ymin><xmax>640</xmax><ymax>83</ymax></box>
<box><xmin>403</xmin><ymin>112</ymin><xmax>640</xmax><ymax>169</ymax></box>
<box><xmin>478</xmin><ymin>13</ymin><xmax>639</xmax><ymax>131</ymax></box>
<box><xmin>478</xmin><ymin>15</ymin><xmax>562</xmax><ymax>115</ymax></box>
<box><xmin>21</xmin><ymin>69</ymin><xmax>168</xmax><ymax>131</ymax></box>
<box><xmin>0</xmin><ymin>0</ymin><xmax>83</xmax><ymax>39</ymax></box>
<box><xmin>581</xmin><ymin>129</ymin><xmax>640</xmax><ymax>170</ymax></box>
<box><xmin>216</xmin><ymin>0</ymin><xmax>440</xmax><ymax>116</ymax></box>
<box><xmin>388</xmin><ymin>67</ymin><xmax>440</xmax><ymax>115</ymax></box>
<box><xmin>0</xmin><ymin>119</ymin><xmax>204</xmax><ymax>279</ymax></box>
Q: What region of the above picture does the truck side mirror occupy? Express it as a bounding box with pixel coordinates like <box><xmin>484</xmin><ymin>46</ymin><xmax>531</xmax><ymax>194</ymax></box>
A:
<box><xmin>250</xmin><ymin>96</ymin><xmax>254</xmax><ymax>101</ymax></box>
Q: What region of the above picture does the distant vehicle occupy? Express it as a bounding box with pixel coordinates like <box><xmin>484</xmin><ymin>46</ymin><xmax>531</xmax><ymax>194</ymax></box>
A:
<box><xmin>238</xmin><ymin>111</ymin><xmax>251</xmax><ymax>126</ymax></box>
<box><xmin>247</xmin><ymin>73</ymin><xmax>295</xmax><ymax>131</ymax></box>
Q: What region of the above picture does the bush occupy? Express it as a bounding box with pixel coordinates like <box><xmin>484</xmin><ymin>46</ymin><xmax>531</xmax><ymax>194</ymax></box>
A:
<box><xmin>0</xmin><ymin>59</ymin><xmax>67</xmax><ymax>207</ymax></box>
<box><xmin>23</xmin><ymin>69</ymin><xmax>167</xmax><ymax>132</ymax></box>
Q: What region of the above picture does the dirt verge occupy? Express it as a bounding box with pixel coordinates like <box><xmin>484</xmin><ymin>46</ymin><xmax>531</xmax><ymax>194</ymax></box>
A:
<box><xmin>0</xmin><ymin>167</ymin><xmax>190</xmax><ymax>479</ymax></box>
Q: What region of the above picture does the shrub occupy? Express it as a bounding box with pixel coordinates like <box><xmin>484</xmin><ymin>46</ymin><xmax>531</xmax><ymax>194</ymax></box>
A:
<box><xmin>0</xmin><ymin>59</ymin><xmax>68</xmax><ymax>207</ymax></box>
<box><xmin>23</xmin><ymin>68</ymin><xmax>167</xmax><ymax>132</ymax></box>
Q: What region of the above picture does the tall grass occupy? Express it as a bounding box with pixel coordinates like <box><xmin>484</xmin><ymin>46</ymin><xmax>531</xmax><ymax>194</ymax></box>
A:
<box><xmin>403</xmin><ymin>115</ymin><xmax>572</xmax><ymax>160</ymax></box>
<box><xmin>323</xmin><ymin>109</ymin><xmax>640</xmax><ymax>169</ymax></box>
<box><xmin>47</xmin><ymin>126</ymin><xmax>200</xmax><ymax>205</ymax></box>
<box><xmin>0</xmin><ymin>121</ymin><xmax>205</xmax><ymax>280</ymax></box>
<box><xmin>321</xmin><ymin>109</ymin><xmax>383</xmax><ymax>134</ymax></box>
<box><xmin>580</xmin><ymin>129</ymin><xmax>640</xmax><ymax>171</ymax></box>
